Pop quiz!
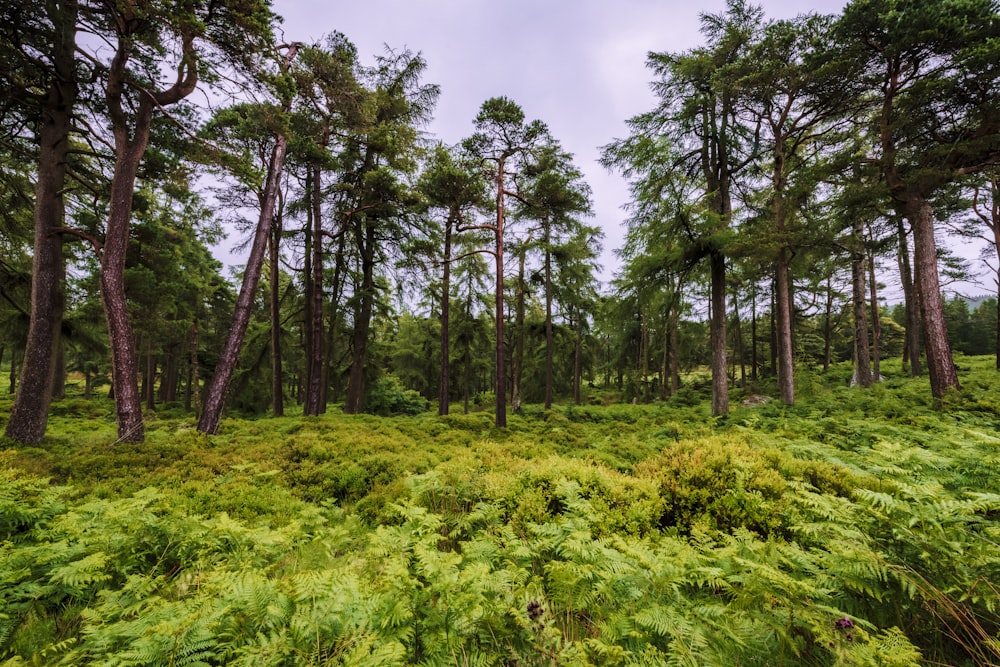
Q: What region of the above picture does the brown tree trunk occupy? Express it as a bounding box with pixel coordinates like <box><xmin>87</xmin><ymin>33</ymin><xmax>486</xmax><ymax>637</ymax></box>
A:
<box><xmin>322</xmin><ymin>230</ymin><xmax>346</xmax><ymax>409</ymax></box>
<box><xmin>439</xmin><ymin>212</ymin><xmax>453</xmax><ymax>415</ymax></box>
<box><xmin>199</xmin><ymin>134</ymin><xmax>289</xmax><ymax>434</ymax></box>
<box><xmin>896</xmin><ymin>217</ymin><xmax>921</xmax><ymax>375</ymax></box>
<box><xmin>851</xmin><ymin>230</ymin><xmax>873</xmax><ymax>388</ymax></box>
<box><xmin>511</xmin><ymin>247</ymin><xmax>525</xmax><ymax>413</ymax></box>
<box><xmin>823</xmin><ymin>274</ymin><xmax>834</xmax><ymax>372</ymax></box>
<box><xmin>304</xmin><ymin>165</ymin><xmax>324</xmax><ymax>415</ymax></box>
<box><xmin>868</xmin><ymin>250</ymin><xmax>882</xmax><ymax>380</ymax></box>
<box><xmin>710</xmin><ymin>250</ymin><xmax>729</xmax><ymax>416</ymax></box>
<box><xmin>344</xmin><ymin>222</ymin><xmax>376</xmax><ymax>414</ymax></box>
<box><xmin>269</xmin><ymin>214</ymin><xmax>284</xmax><ymax>416</ymax></box>
<box><xmin>906</xmin><ymin>196</ymin><xmax>959</xmax><ymax>397</ymax></box>
<box><xmin>494</xmin><ymin>158</ymin><xmax>507</xmax><ymax>427</ymax></box>
<box><xmin>573</xmin><ymin>310</ymin><xmax>583</xmax><ymax>405</ymax></box>
<box><xmin>544</xmin><ymin>230</ymin><xmax>554</xmax><ymax>409</ymax></box>
<box><xmin>5</xmin><ymin>0</ymin><xmax>76</xmax><ymax>444</ymax></box>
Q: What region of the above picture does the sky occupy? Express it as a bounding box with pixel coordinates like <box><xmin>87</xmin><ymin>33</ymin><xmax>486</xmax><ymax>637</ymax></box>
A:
<box><xmin>263</xmin><ymin>0</ymin><xmax>990</xmax><ymax>298</ymax></box>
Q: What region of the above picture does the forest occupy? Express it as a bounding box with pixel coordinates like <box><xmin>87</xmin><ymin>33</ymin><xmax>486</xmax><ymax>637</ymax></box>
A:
<box><xmin>2</xmin><ymin>0</ymin><xmax>1000</xmax><ymax>664</ymax></box>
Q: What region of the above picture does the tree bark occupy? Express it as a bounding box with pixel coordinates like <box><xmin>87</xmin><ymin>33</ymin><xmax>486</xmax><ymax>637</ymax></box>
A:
<box><xmin>344</xmin><ymin>222</ymin><xmax>375</xmax><ymax>414</ymax></box>
<box><xmin>851</xmin><ymin>233</ymin><xmax>873</xmax><ymax>388</ymax></box>
<box><xmin>5</xmin><ymin>0</ymin><xmax>77</xmax><ymax>444</ymax></box>
<box><xmin>511</xmin><ymin>247</ymin><xmax>525</xmax><ymax>413</ymax></box>
<box><xmin>868</xmin><ymin>250</ymin><xmax>882</xmax><ymax>380</ymax></box>
<box><xmin>710</xmin><ymin>250</ymin><xmax>729</xmax><ymax>416</ymax></box>
<box><xmin>269</xmin><ymin>213</ymin><xmax>284</xmax><ymax>416</ymax></box>
<box><xmin>199</xmin><ymin>134</ymin><xmax>289</xmax><ymax>434</ymax></box>
<box><xmin>896</xmin><ymin>216</ymin><xmax>922</xmax><ymax>375</ymax></box>
<box><xmin>544</xmin><ymin>227</ymin><xmax>554</xmax><ymax>409</ymax></box>
<box><xmin>438</xmin><ymin>209</ymin><xmax>453</xmax><ymax>415</ymax></box>
<box><xmin>494</xmin><ymin>158</ymin><xmax>507</xmax><ymax>427</ymax></box>
<box><xmin>906</xmin><ymin>196</ymin><xmax>959</xmax><ymax>397</ymax></box>
<box><xmin>304</xmin><ymin>164</ymin><xmax>325</xmax><ymax>416</ymax></box>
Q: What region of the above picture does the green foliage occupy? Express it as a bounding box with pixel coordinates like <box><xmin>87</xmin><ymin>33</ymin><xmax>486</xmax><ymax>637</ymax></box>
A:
<box><xmin>4</xmin><ymin>360</ymin><xmax>1000</xmax><ymax>665</ymax></box>
<box><xmin>364</xmin><ymin>374</ymin><xmax>429</xmax><ymax>417</ymax></box>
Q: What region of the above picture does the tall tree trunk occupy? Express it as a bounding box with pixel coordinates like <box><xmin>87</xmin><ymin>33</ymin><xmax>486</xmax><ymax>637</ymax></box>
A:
<box><xmin>438</xmin><ymin>211</ymin><xmax>453</xmax><ymax>415</ymax></box>
<box><xmin>544</xmin><ymin>230</ymin><xmax>554</xmax><ymax>409</ymax></box>
<box><xmin>573</xmin><ymin>310</ymin><xmax>583</xmax><ymax>405</ymax></box>
<box><xmin>304</xmin><ymin>165</ymin><xmax>325</xmax><ymax>415</ymax></box>
<box><xmin>868</xmin><ymin>250</ymin><xmax>882</xmax><ymax>380</ymax></box>
<box><xmin>511</xmin><ymin>248</ymin><xmax>525</xmax><ymax>413</ymax></box>
<box><xmin>905</xmin><ymin>196</ymin><xmax>959</xmax><ymax>397</ymax></box>
<box><xmin>851</xmin><ymin>230</ymin><xmax>873</xmax><ymax>388</ymax></box>
<box><xmin>144</xmin><ymin>340</ymin><xmax>155</xmax><ymax>411</ymax></box>
<box><xmin>199</xmin><ymin>132</ymin><xmax>290</xmax><ymax>434</ymax></box>
<box><xmin>896</xmin><ymin>217</ymin><xmax>921</xmax><ymax>375</ymax></box>
<box><xmin>322</xmin><ymin>230</ymin><xmax>346</xmax><ymax>409</ymax></box>
<box><xmin>710</xmin><ymin>250</ymin><xmax>729</xmax><ymax>416</ymax></box>
<box><xmin>269</xmin><ymin>215</ymin><xmax>284</xmax><ymax>416</ymax></box>
<box><xmin>6</xmin><ymin>0</ymin><xmax>77</xmax><ymax>444</ymax></box>
<box><xmin>823</xmin><ymin>274</ymin><xmax>834</xmax><ymax>372</ymax></box>
<box><xmin>494</xmin><ymin>158</ymin><xmax>507</xmax><ymax>427</ymax></box>
<box><xmin>344</xmin><ymin>224</ymin><xmax>376</xmax><ymax>414</ymax></box>
<box><xmin>187</xmin><ymin>319</ymin><xmax>200</xmax><ymax>415</ymax></box>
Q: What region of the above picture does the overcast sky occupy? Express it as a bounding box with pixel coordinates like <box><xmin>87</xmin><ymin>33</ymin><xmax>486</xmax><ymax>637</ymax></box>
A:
<box><xmin>272</xmin><ymin>1</ymin><xmax>994</xmax><ymax>295</ymax></box>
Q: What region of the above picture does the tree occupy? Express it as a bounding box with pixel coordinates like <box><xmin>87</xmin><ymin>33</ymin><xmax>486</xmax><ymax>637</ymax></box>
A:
<box><xmin>418</xmin><ymin>143</ymin><xmax>487</xmax><ymax>415</ymax></box>
<box><xmin>462</xmin><ymin>97</ymin><xmax>548</xmax><ymax>427</ymax></box>
<box><xmin>2</xmin><ymin>0</ymin><xmax>78</xmax><ymax>444</ymax></box>
<box><xmin>517</xmin><ymin>142</ymin><xmax>594</xmax><ymax>409</ymax></box>
<box><xmin>626</xmin><ymin>0</ymin><xmax>763</xmax><ymax>416</ymax></box>
<box><xmin>738</xmin><ymin>13</ymin><xmax>844</xmax><ymax>405</ymax></box>
<box><xmin>831</xmin><ymin>0</ymin><xmax>1000</xmax><ymax>398</ymax></box>
<box><xmin>341</xmin><ymin>49</ymin><xmax>438</xmax><ymax>415</ymax></box>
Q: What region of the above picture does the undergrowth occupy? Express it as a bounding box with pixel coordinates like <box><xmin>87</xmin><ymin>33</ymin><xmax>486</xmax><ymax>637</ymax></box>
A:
<box><xmin>2</xmin><ymin>358</ymin><xmax>1000</xmax><ymax>665</ymax></box>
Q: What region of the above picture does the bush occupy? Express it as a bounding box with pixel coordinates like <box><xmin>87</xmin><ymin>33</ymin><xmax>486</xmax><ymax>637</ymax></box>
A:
<box><xmin>364</xmin><ymin>374</ymin><xmax>428</xmax><ymax>416</ymax></box>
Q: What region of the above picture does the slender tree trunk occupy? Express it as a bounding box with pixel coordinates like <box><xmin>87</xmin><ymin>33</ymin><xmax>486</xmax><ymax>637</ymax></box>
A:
<box><xmin>304</xmin><ymin>165</ymin><xmax>325</xmax><ymax>415</ymax></box>
<box><xmin>103</xmin><ymin>145</ymin><xmax>147</xmax><ymax>442</ymax></box>
<box><xmin>823</xmin><ymin>274</ymin><xmax>834</xmax><ymax>372</ymax></box>
<box><xmin>189</xmin><ymin>319</ymin><xmax>200</xmax><ymax>416</ymax></box>
<box><xmin>144</xmin><ymin>340</ymin><xmax>155</xmax><ymax>411</ymax></box>
<box><xmin>868</xmin><ymin>250</ymin><xmax>882</xmax><ymax>380</ymax></box>
<box><xmin>573</xmin><ymin>311</ymin><xmax>583</xmax><ymax>405</ymax></box>
<box><xmin>199</xmin><ymin>133</ymin><xmax>290</xmax><ymax>434</ymax></box>
<box><xmin>733</xmin><ymin>297</ymin><xmax>746</xmax><ymax>387</ymax></box>
<box><xmin>494</xmin><ymin>159</ymin><xmax>507</xmax><ymax>427</ymax></box>
<box><xmin>511</xmin><ymin>248</ymin><xmax>525</xmax><ymax>413</ymax></box>
<box><xmin>439</xmin><ymin>212</ymin><xmax>453</xmax><ymax>415</ymax></box>
<box><xmin>710</xmin><ymin>250</ymin><xmax>729</xmax><ymax>416</ymax></box>
<box><xmin>544</xmin><ymin>232</ymin><xmax>554</xmax><ymax>409</ymax></box>
<box><xmin>269</xmin><ymin>215</ymin><xmax>284</xmax><ymax>416</ymax></box>
<box><xmin>9</xmin><ymin>349</ymin><xmax>17</xmax><ymax>394</ymax></box>
<box><xmin>896</xmin><ymin>217</ymin><xmax>921</xmax><ymax>375</ymax></box>
<box><xmin>905</xmin><ymin>196</ymin><xmax>959</xmax><ymax>397</ymax></box>
<box><xmin>5</xmin><ymin>0</ymin><xmax>76</xmax><ymax>444</ymax></box>
<box><xmin>851</xmin><ymin>231</ymin><xmax>873</xmax><ymax>388</ymax></box>
<box><xmin>322</xmin><ymin>230</ymin><xmax>346</xmax><ymax>409</ymax></box>
<box><xmin>775</xmin><ymin>252</ymin><xmax>794</xmax><ymax>403</ymax></box>
<box><xmin>344</xmin><ymin>223</ymin><xmax>376</xmax><ymax>414</ymax></box>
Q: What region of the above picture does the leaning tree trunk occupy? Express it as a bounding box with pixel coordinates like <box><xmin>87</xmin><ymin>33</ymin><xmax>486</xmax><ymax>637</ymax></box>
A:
<box><xmin>199</xmin><ymin>134</ymin><xmax>289</xmax><ymax>435</ymax></box>
<box><xmin>5</xmin><ymin>0</ymin><xmax>76</xmax><ymax>444</ymax></box>
<box><xmin>905</xmin><ymin>196</ymin><xmax>959</xmax><ymax>397</ymax></box>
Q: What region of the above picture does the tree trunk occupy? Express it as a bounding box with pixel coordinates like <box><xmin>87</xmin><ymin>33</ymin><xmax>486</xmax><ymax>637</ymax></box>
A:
<box><xmin>494</xmin><ymin>159</ymin><xmax>507</xmax><ymax>427</ymax></box>
<box><xmin>322</xmin><ymin>230</ymin><xmax>346</xmax><ymax>409</ymax></box>
<box><xmin>103</xmin><ymin>144</ymin><xmax>147</xmax><ymax>442</ymax></box>
<box><xmin>868</xmin><ymin>250</ymin><xmax>882</xmax><ymax>380</ymax></box>
<box><xmin>573</xmin><ymin>310</ymin><xmax>583</xmax><ymax>405</ymax></box>
<box><xmin>269</xmin><ymin>213</ymin><xmax>284</xmax><ymax>416</ymax></box>
<box><xmin>906</xmin><ymin>196</ymin><xmax>959</xmax><ymax>397</ymax></box>
<box><xmin>439</xmin><ymin>212</ymin><xmax>453</xmax><ymax>415</ymax></box>
<box><xmin>188</xmin><ymin>319</ymin><xmax>200</xmax><ymax>416</ymax></box>
<box><xmin>896</xmin><ymin>217</ymin><xmax>922</xmax><ymax>376</ymax></box>
<box><xmin>823</xmin><ymin>274</ymin><xmax>834</xmax><ymax>372</ymax></box>
<box><xmin>511</xmin><ymin>248</ymin><xmax>525</xmax><ymax>413</ymax></box>
<box><xmin>344</xmin><ymin>222</ymin><xmax>376</xmax><ymax>414</ymax></box>
<box><xmin>710</xmin><ymin>250</ymin><xmax>729</xmax><ymax>416</ymax></box>
<box><xmin>851</xmin><ymin>235</ymin><xmax>873</xmax><ymax>388</ymax></box>
<box><xmin>5</xmin><ymin>0</ymin><xmax>76</xmax><ymax>444</ymax></box>
<box><xmin>544</xmin><ymin>230</ymin><xmax>554</xmax><ymax>409</ymax></box>
<box><xmin>304</xmin><ymin>164</ymin><xmax>324</xmax><ymax>415</ymax></box>
<box><xmin>199</xmin><ymin>133</ymin><xmax>289</xmax><ymax>434</ymax></box>
<box><xmin>144</xmin><ymin>340</ymin><xmax>155</xmax><ymax>411</ymax></box>
<box><xmin>775</xmin><ymin>250</ymin><xmax>794</xmax><ymax>404</ymax></box>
